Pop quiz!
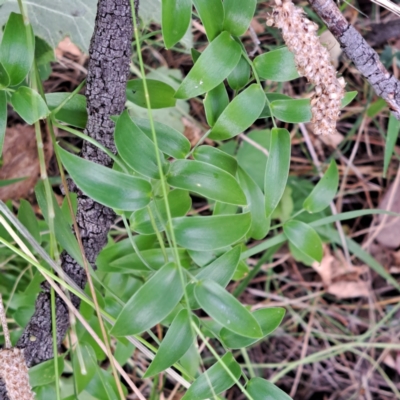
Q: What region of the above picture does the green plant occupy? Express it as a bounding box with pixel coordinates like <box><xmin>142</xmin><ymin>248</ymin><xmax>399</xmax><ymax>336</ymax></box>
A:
<box><xmin>0</xmin><ymin>0</ymin><xmax>399</xmax><ymax>399</ymax></box>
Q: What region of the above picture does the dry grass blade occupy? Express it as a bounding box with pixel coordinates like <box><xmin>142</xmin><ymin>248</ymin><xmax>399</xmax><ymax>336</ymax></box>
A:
<box><xmin>370</xmin><ymin>0</ymin><xmax>400</xmax><ymax>16</ymax></box>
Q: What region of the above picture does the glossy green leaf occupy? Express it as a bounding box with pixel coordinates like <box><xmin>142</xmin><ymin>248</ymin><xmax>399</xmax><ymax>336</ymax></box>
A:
<box><xmin>209</xmin><ymin>84</ymin><xmax>265</xmax><ymax>140</ymax></box>
<box><xmin>181</xmin><ymin>352</ymin><xmax>241</xmax><ymax>400</ymax></box>
<box><xmin>180</xmin><ymin>341</ymin><xmax>201</xmax><ymax>379</ymax></box>
<box><xmin>237</xmin><ymin>129</ymin><xmax>270</xmax><ymax>189</ymax></box>
<box><xmin>283</xmin><ymin>220</ymin><xmax>323</xmax><ymax>263</ymax></box>
<box><xmin>72</xmin><ymin>344</ymin><xmax>97</xmax><ymax>394</ymax></box>
<box><xmin>18</xmin><ymin>199</ymin><xmax>40</xmax><ymax>245</ymax></box>
<box><xmin>144</xmin><ymin>309</ymin><xmax>196</xmax><ymax>377</ymax></box>
<box><xmin>195</xmin><ymin>280</ymin><xmax>262</xmax><ymax>338</ymax></box>
<box><xmin>102</xmin><ymin>248</ymin><xmax>191</xmax><ymax>273</ymax></box>
<box><xmin>0</xmin><ymin>62</ymin><xmax>10</xmax><ymax>88</ymax></box>
<box><xmin>186</xmin><ymin>246</ymin><xmax>241</xmax><ymax>309</ymax></box>
<box><xmin>135</xmin><ymin>117</ymin><xmax>190</xmax><ymax>159</ymax></box>
<box><xmin>384</xmin><ymin>114</ymin><xmax>400</xmax><ymax>177</ymax></box>
<box><xmin>111</xmin><ymin>262</ymin><xmax>184</xmax><ymax>336</ymax></box>
<box><xmin>57</xmin><ymin>145</ymin><xmax>151</xmax><ymax>211</ymax></box>
<box><xmin>96</xmin><ymin>236</ymin><xmax>157</xmax><ymax>271</ymax></box>
<box><xmin>191</xmin><ymin>48</ymin><xmax>202</xmax><ymax>63</ymax></box>
<box><xmin>222</xmin><ymin>0</ymin><xmax>257</xmax><ymax>37</ymax></box>
<box><xmin>175</xmin><ymin>31</ymin><xmax>242</xmax><ymax>99</ymax></box>
<box><xmin>265</xmin><ymin>128</ymin><xmax>291</xmax><ymax>218</ymax></box>
<box><xmin>167</xmin><ymin>159</ymin><xmax>246</xmax><ymax>205</ymax></box>
<box><xmin>204</xmin><ymin>82</ymin><xmax>229</xmax><ymax>127</ymax></box>
<box><xmin>238</xmin><ymin>167</ymin><xmax>270</xmax><ymax>240</ymax></box>
<box><xmin>192</xmin><ymin>0</ymin><xmax>224</xmax><ymax>41</ymax></box>
<box><xmin>115</xmin><ymin>111</ymin><xmax>165</xmax><ymax>179</ymax></box>
<box><xmin>213</xmin><ymin>202</ymin><xmax>238</xmax><ymax>216</ymax></box>
<box><xmin>46</xmin><ymin>92</ymin><xmax>87</xmax><ymax>129</ymax></box>
<box><xmin>220</xmin><ymin>307</ymin><xmax>285</xmax><ymax>348</ymax></box>
<box><xmin>130</xmin><ymin>189</ymin><xmax>192</xmax><ymax>234</ymax></box>
<box><xmin>254</xmin><ymin>47</ymin><xmax>299</xmax><ymax>82</ymax></box>
<box><xmin>259</xmin><ymin>93</ymin><xmax>291</xmax><ymax>119</ymax></box>
<box><xmin>173</xmin><ymin>213</ymin><xmax>251</xmax><ymax>251</ymax></box>
<box><xmin>162</xmin><ymin>0</ymin><xmax>192</xmax><ymax>48</ymax></box>
<box><xmin>289</xmin><ymin>240</ymin><xmax>314</xmax><ymax>266</ymax></box>
<box><xmin>271</xmin><ymin>99</ymin><xmax>311</xmax><ymax>123</ymax></box>
<box><xmin>303</xmin><ymin>159</ymin><xmax>338</xmax><ymax>213</ymax></box>
<box><xmin>227</xmin><ymin>56</ymin><xmax>251</xmax><ymax>90</ymax></box>
<box><xmin>271</xmin><ymin>92</ymin><xmax>356</xmax><ymax>123</ymax></box>
<box><xmin>0</xmin><ymin>90</ymin><xmax>6</xmax><ymax>155</ymax></box>
<box><xmin>193</xmin><ymin>145</ymin><xmax>237</xmax><ymax>176</ymax></box>
<box><xmin>0</xmin><ymin>13</ymin><xmax>34</xmax><ymax>86</ymax></box>
<box><xmin>126</xmin><ymin>79</ymin><xmax>176</xmax><ymax>109</ymax></box>
<box><xmin>29</xmin><ymin>357</ymin><xmax>64</xmax><ymax>387</ymax></box>
<box><xmin>10</xmin><ymin>87</ymin><xmax>49</xmax><ymax>125</ymax></box>
<box><xmin>247</xmin><ymin>377</ymin><xmax>292</xmax><ymax>400</ymax></box>
<box><xmin>35</xmin><ymin>181</ymin><xmax>83</xmax><ymax>265</ymax></box>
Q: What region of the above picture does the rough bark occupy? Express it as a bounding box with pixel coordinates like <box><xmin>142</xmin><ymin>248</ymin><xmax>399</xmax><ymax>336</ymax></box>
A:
<box><xmin>1</xmin><ymin>0</ymin><xmax>136</xmax><ymax>398</ymax></box>
<box><xmin>308</xmin><ymin>0</ymin><xmax>400</xmax><ymax>120</ymax></box>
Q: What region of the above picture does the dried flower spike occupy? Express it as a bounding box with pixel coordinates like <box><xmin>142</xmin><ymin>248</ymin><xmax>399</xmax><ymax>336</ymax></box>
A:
<box><xmin>0</xmin><ymin>294</ymin><xmax>34</xmax><ymax>400</ymax></box>
<box><xmin>269</xmin><ymin>0</ymin><xmax>345</xmax><ymax>135</ymax></box>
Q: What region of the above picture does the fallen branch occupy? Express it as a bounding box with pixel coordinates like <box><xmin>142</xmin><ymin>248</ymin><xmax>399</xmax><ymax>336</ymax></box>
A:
<box><xmin>308</xmin><ymin>0</ymin><xmax>400</xmax><ymax>120</ymax></box>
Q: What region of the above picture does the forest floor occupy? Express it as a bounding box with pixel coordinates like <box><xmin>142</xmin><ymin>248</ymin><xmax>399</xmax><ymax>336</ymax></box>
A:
<box><xmin>1</xmin><ymin>0</ymin><xmax>400</xmax><ymax>399</ymax></box>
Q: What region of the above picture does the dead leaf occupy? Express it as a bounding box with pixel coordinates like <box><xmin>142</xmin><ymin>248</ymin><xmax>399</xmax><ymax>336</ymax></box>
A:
<box><xmin>319</xmin><ymin>30</ymin><xmax>342</xmax><ymax>68</ymax></box>
<box><xmin>250</xmin><ymin>18</ymin><xmax>265</xmax><ymax>34</ymax></box>
<box><xmin>312</xmin><ymin>247</ymin><xmax>369</xmax><ymax>299</ymax></box>
<box><xmin>55</xmin><ymin>37</ymin><xmax>82</xmax><ymax>58</ymax></box>
<box><xmin>0</xmin><ymin>124</ymin><xmax>53</xmax><ymax>200</ymax></box>
<box><xmin>319</xmin><ymin>131</ymin><xmax>344</xmax><ymax>147</ymax></box>
<box><xmin>375</xmin><ymin>182</ymin><xmax>400</xmax><ymax>249</ymax></box>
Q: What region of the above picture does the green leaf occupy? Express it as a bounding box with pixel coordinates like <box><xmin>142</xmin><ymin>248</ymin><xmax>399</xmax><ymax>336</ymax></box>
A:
<box><xmin>254</xmin><ymin>47</ymin><xmax>299</xmax><ymax>82</ymax></box>
<box><xmin>195</xmin><ymin>280</ymin><xmax>262</xmax><ymax>338</ymax></box>
<box><xmin>342</xmin><ymin>91</ymin><xmax>357</xmax><ymax>107</ymax></box>
<box><xmin>126</xmin><ymin>79</ymin><xmax>176</xmax><ymax>109</ymax></box>
<box><xmin>181</xmin><ymin>352</ymin><xmax>241</xmax><ymax>400</ymax></box>
<box><xmin>220</xmin><ymin>307</ymin><xmax>285</xmax><ymax>349</ymax></box>
<box><xmin>162</xmin><ymin>0</ymin><xmax>192</xmax><ymax>48</ymax></box>
<box><xmin>115</xmin><ymin>111</ymin><xmax>166</xmax><ymax>179</ymax></box>
<box><xmin>135</xmin><ymin>117</ymin><xmax>190</xmax><ymax>159</ymax></box>
<box><xmin>187</xmin><ymin>246</ymin><xmax>241</xmax><ymax>309</ymax></box>
<box><xmin>10</xmin><ymin>87</ymin><xmax>49</xmax><ymax>125</ymax></box>
<box><xmin>192</xmin><ymin>0</ymin><xmax>224</xmax><ymax>41</ymax></box>
<box><xmin>193</xmin><ymin>145</ymin><xmax>237</xmax><ymax>176</ymax></box>
<box><xmin>238</xmin><ymin>167</ymin><xmax>270</xmax><ymax>240</ymax></box>
<box><xmin>0</xmin><ymin>90</ymin><xmax>6</xmax><ymax>155</ymax></box>
<box><xmin>111</xmin><ymin>262</ymin><xmax>184</xmax><ymax>336</ymax></box>
<box><xmin>173</xmin><ymin>213</ymin><xmax>251</xmax><ymax>251</ymax></box>
<box><xmin>35</xmin><ymin>181</ymin><xmax>83</xmax><ymax>265</ymax></box>
<box><xmin>0</xmin><ymin>13</ymin><xmax>34</xmax><ymax>86</ymax></box>
<box><xmin>209</xmin><ymin>84</ymin><xmax>265</xmax><ymax>140</ymax></box>
<box><xmin>167</xmin><ymin>159</ymin><xmax>246</xmax><ymax>205</ymax></box>
<box><xmin>384</xmin><ymin>114</ymin><xmax>400</xmax><ymax>177</ymax></box>
<box><xmin>246</xmin><ymin>377</ymin><xmax>292</xmax><ymax>400</ymax></box>
<box><xmin>46</xmin><ymin>92</ymin><xmax>87</xmax><ymax>129</ymax></box>
<box><xmin>57</xmin><ymin>145</ymin><xmax>151</xmax><ymax>211</ymax></box>
<box><xmin>222</xmin><ymin>0</ymin><xmax>257</xmax><ymax>37</ymax></box>
<box><xmin>130</xmin><ymin>189</ymin><xmax>192</xmax><ymax>234</ymax></box>
<box><xmin>175</xmin><ymin>31</ymin><xmax>242</xmax><ymax>99</ymax></box>
<box><xmin>18</xmin><ymin>199</ymin><xmax>40</xmax><ymax>245</ymax></box>
<box><xmin>204</xmin><ymin>82</ymin><xmax>229</xmax><ymax>127</ymax></box>
<box><xmin>72</xmin><ymin>344</ymin><xmax>97</xmax><ymax>394</ymax></box>
<box><xmin>0</xmin><ymin>62</ymin><xmax>10</xmax><ymax>88</ymax></box>
<box><xmin>0</xmin><ymin>177</ymin><xmax>26</xmax><ymax>187</ymax></box>
<box><xmin>367</xmin><ymin>97</ymin><xmax>386</xmax><ymax>118</ymax></box>
<box><xmin>271</xmin><ymin>99</ymin><xmax>311</xmax><ymax>123</ymax></box>
<box><xmin>227</xmin><ymin>56</ymin><xmax>251</xmax><ymax>90</ymax></box>
<box><xmin>271</xmin><ymin>92</ymin><xmax>356</xmax><ymax>123</ymax></box>
<box><xmin>144</xmin><ymin>309</ymin><xmax>196</xmax><ymax>377</ymax></box>
<box><xmin>283</xmin><ymin>220</ymin><xmax>323</xmax><ymax>263</ymax></box>
<box><xmin>102</xmin><ymin>248</ymin><xmax>191</xmax><ymax>273</ymax></box>
<box><xmin>29</xmin><ymin>357</ymin><xmax>64</xmax><ymax>387</ymax></box>
<box><xmin>303</xmin><ymin>160</ymin><xmax>338</xmax><ymax>213</ymax></box>
<box><xmin>265</xmin><ymin>128</ymin><xmax>291</xmax><ymax>218</ymax></box>
<box><xmin>259</xmin><ymin>93</ymin><xmax>291</xmax><ymax>119</ymax></box>
<box><xmin>288</xmin><ymin>240</ymin><xmax>314</xmax><ymax>266</ymax></box>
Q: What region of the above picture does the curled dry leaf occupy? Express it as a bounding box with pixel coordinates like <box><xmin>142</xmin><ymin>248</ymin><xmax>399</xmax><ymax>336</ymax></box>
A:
<box><xmin>312</xmin><ymin>247</ymin><xmax>369</xmax><ymax>299</ymax></box>
<box><xmin>0</xmin><ymin>124</ymin><xmax>53</xmax><ymax>200</ymax></box>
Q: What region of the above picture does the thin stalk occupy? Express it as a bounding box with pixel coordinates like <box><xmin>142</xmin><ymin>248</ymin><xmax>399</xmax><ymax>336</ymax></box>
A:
<box><xmin>50</xmin><ymin>288</ymin><xmax>61</xmax><ymax>400</ymax></box>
